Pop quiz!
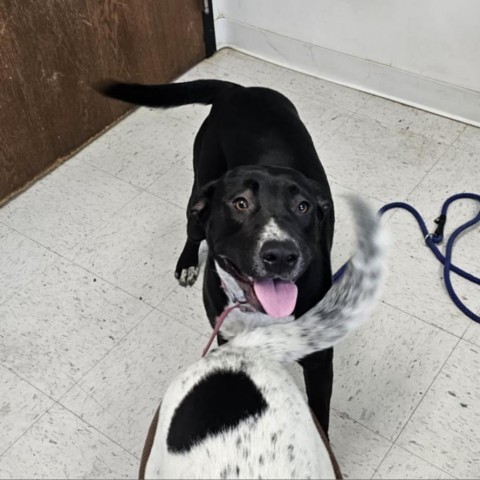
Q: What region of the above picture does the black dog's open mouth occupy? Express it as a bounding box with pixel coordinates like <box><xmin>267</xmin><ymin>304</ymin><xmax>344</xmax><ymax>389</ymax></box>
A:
<box><xmin>217</xmin><ymin>257</ymin><xmax>298</xmax><ymax>318</ymax></box>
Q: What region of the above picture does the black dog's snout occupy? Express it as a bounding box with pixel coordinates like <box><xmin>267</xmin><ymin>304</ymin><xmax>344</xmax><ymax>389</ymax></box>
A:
<box><xmin>260</xmin><ymin>240</ymin><xmax>299</xmax><ymax>274</ymax></box>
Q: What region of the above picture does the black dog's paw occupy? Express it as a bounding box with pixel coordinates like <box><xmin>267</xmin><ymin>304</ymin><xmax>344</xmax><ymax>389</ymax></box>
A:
<box><xmin>175</xmin><ymin>239</ymin><xmax>201</xmax><ymax>286</ymax></box>
<box><xmin>175</xmin><ymin>266</ymin><xmax>200</xmax><ymax>287</ymax></box>
<box><xmin>175</xmin><ymin>249</ymin><xmax>199</xmax><ymax>287</ymax></box>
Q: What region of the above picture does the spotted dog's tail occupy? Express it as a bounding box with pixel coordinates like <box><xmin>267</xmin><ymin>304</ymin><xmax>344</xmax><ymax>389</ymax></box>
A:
<box><xmin>230</xmin><ymin>195</ymin><xmax>387</xmax><ymax>363</ymax></box>
<box><xmin>96</xmin><ymin>79</ymin><xmax>238</xmax><ymax>109</ymax></box>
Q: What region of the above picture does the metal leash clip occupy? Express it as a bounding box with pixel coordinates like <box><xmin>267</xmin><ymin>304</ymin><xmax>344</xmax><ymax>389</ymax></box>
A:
<box><xmin>425</xmin><ymin>214</ymin><xmax>447</xmax><ymax>244</ymax></box>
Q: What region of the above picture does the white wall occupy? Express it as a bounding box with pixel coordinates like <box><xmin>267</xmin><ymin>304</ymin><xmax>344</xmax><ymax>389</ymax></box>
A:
<box><xmin>213</xmin><ymin>0</ymin><xmax>480</xmax><ymax>125</ymax></box>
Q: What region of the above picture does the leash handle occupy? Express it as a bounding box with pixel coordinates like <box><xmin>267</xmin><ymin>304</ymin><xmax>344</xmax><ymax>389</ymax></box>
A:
<box><xmin>334</xmin><ymin>193</ymin><xmax>480</xmax><ymax>323</ymax></box>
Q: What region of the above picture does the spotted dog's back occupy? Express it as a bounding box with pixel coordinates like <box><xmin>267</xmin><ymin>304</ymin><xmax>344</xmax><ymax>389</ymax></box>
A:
<box><xmin>144</xmin><ymin>196</ymin><xmax>386</xmax><ymax>479</ymax></box>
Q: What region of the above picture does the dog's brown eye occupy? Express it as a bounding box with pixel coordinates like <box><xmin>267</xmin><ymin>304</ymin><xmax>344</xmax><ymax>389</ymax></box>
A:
<box><xmin>233</xmin><ymin>197</ymin><xmax>249</xmax><ymax>211</ymax></box>
<box><xmin>298</xmin><ymin>201</ymin><xmax>310</xmax><ymax>214</ymax></box>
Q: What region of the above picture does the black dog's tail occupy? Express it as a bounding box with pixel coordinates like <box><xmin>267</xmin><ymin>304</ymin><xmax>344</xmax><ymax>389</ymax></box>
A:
<box><xmin>228</xmin><ymin>195</ymin><xmax>388</xmax><ymax>363</ymax></box>
<box><xmin>97</xmin><ymin>79</ymin><xmax>238</xmax><ymax>109</ymax></box>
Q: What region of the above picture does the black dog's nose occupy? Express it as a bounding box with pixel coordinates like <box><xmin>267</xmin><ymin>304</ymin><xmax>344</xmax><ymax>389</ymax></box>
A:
<box><xmin>260</xmin><ymin>240</ymin><xmax>299</xmax><ymax>274</ymax></box>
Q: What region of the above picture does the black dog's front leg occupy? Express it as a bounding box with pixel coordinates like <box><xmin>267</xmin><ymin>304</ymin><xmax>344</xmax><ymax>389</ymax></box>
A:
<box><xmin>175</xmin><ymin>213</ymin><xmax>205</xmax><ymax>286</ymax></box>
<box><xmin>175</xmin><ymin>238</ymin><xmax>201</xmax><ymax>286</ymax></box>
<box><xmin>299</xmin><ymin>347</ymin><xmax>334</xmax><ymax>436</ymax></box>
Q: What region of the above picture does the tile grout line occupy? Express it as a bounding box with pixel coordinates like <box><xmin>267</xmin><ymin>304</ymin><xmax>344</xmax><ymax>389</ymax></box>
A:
<box><xmin>461</xmin><ymin>306</ymin><xmax>480</xmax><ymax>346</ymax></box>
<box><xmin>370</xmin><ymin>332</ymin><xmax>462</xmax><ymax>479</ymax></box>
<box><xmin>315</xmin><ymin>109</ymin><xmax>355</xmax><ymax>152</ymax></box>
<box><xmin>145</xmin><ymin>184</ymin><xmax>189</xmax><ymax>211</ymax></box>
<box><xmin>74</xmin><ymin>155</ymin><xmax>145</xmax><ymax>190</ymax></box>
<box><xmin>331</xmin><ymin>302</ymin><xmax>464</xmax><ymax>477</ymax></box>
<box><xmin>59</xmin><ymin>173</ymin><xmax>184</xmax><ymax>248</ymax></box>
<box><xmin>392</xmin><ymin>336</ymin><xmax>462</xmax><ymax>447</ymax></box>
<box><xmin>77</xmin><ymin>125</ymin><xmax>197</xmax><ymax>191</ymax></box>
<box><xmin>53</xmin><ymin>304</ymin><xmax>156</xmax><ymax>404</ymax></box>
<box><xmin>331</xmin><ymin>408</ymin><xmax>394</xmax><ymax>445</ymax></box>
<box><xmin>449</xmin><ymin>123</ymin><xmax>468</xmax><ymax>147</ymax></box>
<box><xmin>1</xmin><ymin>150</ymin><xmax>185</xmax><ymax>268</ymax></box>
<box><xmin>0</xmin><ymin>185</ymin><xmax>146</xmax><ymax>261</ymax></box>
<box><xmin>0</xmin><ymin>224</ymin><xmax>208</xmax><ymax>459</ymax></box>
<box><xmin>0</xmin><ymin>298</ymin><xmax>154</xmax><ymax>409</ymax></box>
<box><xmin>50</xmin><ymin>300</ymin><xmax>210</xmax><ymax>458</ymax></box>
<box><xmin>393</xmin><ymin>444</ymin><xmax>458</xmax><ymax>479</ymax></box>
<box><xmin>0</xmin><ymin>224</ymin><xmax>156</xmax><ymax>314</ymax></box>
<box><xmin>403</xmin><ymin>144</ymin><xmax>453</xmax><ymax>202</ymax></box>
<box><xmin>371</xmin><ymin>442</ymin><xmax>458</xmax><ymax>480</ymax></box>
<box><xmin>56</xmin><ymin>402</ymin><xmax>142</xmax><ymax>461</ymax></box>
<box><xmin>328</xmin><ymin>180</ymin><xmax>389</xmax><ymax>205</ymax></box>
<box><xmin>0</xmin><ymin>191</ymin><xmax>184</xmax><ymax>314</ymax></box>
<box><xmin>0</xmin><ymin>404</ymin><xmax>52</xmax><ymax>459</ymax></box>
<box><xmin>350</xmin><ymin>91</ymin><xmax>373</xmax><ymax>116</ymax></box>
<box><xmin>0</xmin><ymin>158</ymin><xmax>145</xmax><ymax>230</ymax></box>
<box><xmin>462</xmin><ymin>335</ymin><xmax>480</xmax><ymax>348</ymax></box>
<box><xmin>0</xmin><ymin>365</ymin><xmax>72</xmax><ymax>459</ymax></box>
<box><xmin>2</xmin><ymin>192</ymin><xmax>210</xmax><ymax>343</ymax></box>
<box><xmin>0</xmin><ymin>363</ymin><xmax>138</xmax><ymax>462</ymax></box>
<box><xmin>0</xmin><ymin>224</ymin><xmax>61</xmax><ymax>309</ymax></box>
<box><xmin>0</xmin><ymin>364</ymin><xmax>57</xmax><ymax>406</ymax></box>
<box><xmin>379</xmin><ymin>300</ymin><xmax>468</xmax><ymax>340</ymax></box>
<box><xmin>54</xmin><ymin>299</ymin><xmax>208</xmax><ymax>408</ymax></box>
<box><xmin>329</xmin><ymin>408</ymin><xmax>397</xmax><ymax>479</ymax></box>
<box><xmin>0</xmin><ymin>308</ymin><xmax>155</xmax><ymax>460</ymax></box>
<box><xmin>49</xmin><ymin>270</ymin><xmax>209</xmax><ymax>403</ymax></box>
<box><xmin>50</xmin><ymin>303</ymin><xmax>211</xmax><ymax>460</ymax></box>
<box><xmin>0</xmin><ymin>287</ymin><xmax>206</xmax><ymax>463</ymax></box>
<box><xmin>154</xmin><ymin>304</ymin><xmax>209</xmax><ymax>338</ymax></box>
<box><xmin>0</xmin><ymin>397</ymin><xmax>140</xmax><ymax>465</ymax></box>
<box><xmin>370</xmin><ymin>442</ymin><xmax>395</xmax><ymax>479</ymax></box>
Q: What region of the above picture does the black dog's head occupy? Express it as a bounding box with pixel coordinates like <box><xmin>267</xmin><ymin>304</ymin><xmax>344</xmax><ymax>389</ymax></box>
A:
<box><xmin>191</xmin><ymin>166</ymin><xmax>332</xmax><ymax>318</ymax></box>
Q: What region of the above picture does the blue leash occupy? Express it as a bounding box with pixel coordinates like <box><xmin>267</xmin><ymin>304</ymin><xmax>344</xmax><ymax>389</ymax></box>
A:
<box><xmin>333</xmin><ymin>193</ymin><xmax>480</xmax><ymax>323</ymax></box>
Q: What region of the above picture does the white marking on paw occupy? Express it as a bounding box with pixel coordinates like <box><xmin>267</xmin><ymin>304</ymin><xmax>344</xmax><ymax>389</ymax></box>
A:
<box><xmin>178</xmin><ymin>266</ymin><xmax>199</xmax><ymax>287</ymax></box>
<box><xmin>186</xmin><ymin>266</ymin><xmax>199</xmax><ymax>286</ymax></box>
<box><xmin>179</xmin><ymin>269</ymin><xmax>188</xmax><ymax>286</ymax></box>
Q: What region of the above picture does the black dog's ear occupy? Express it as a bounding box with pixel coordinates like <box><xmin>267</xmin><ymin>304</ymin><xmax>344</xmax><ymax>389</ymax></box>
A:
<box><xmin>186</xmin><ymin>180</ymin><xmax>219</xmax><ymax>243</ymax></box>
<box><xmin>189</xmin><ymin>180</ymin><xmax>218</xmax><ymax>222</ymax></box>
<box><xmin>307</xmin><ymin>179</ymin><xmax>332</xmax><ymax>222</ymax></box>
<box><xmin>318</xmin><ymin>197</ymin><xmax>332</xmax><ymax>216</ymax></box>
<box><xmin>317</xmin><ymin>197</ymin><xmax>332</xmax><ymax>221</ymax></box>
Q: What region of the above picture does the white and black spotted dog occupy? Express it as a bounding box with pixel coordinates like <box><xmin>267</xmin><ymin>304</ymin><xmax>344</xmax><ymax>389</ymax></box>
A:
<box><xmin>141</xmin><ymin>197</ymin><xmax>387</xmax><ymax>479</ymax></box>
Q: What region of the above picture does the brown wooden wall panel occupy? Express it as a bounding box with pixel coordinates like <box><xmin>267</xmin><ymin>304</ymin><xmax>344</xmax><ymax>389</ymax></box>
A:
<box><xmin>0</xmin><ymin>0</ymin><xmax>206</xmax><ymax>203</ymax></box>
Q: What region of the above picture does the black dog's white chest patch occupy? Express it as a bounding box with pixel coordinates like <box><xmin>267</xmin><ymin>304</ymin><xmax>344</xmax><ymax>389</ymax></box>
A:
<box><xmin>167</xmin><ymin>370</ymin><xmax>268</xmax><ymax>453</ymax></box>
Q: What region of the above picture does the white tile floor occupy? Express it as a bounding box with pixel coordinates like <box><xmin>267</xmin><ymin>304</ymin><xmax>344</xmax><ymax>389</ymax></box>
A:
<box><xmin>0</xmin><ymin>49</ymin><xmax>479</xmax><ymax>479</ymax></box>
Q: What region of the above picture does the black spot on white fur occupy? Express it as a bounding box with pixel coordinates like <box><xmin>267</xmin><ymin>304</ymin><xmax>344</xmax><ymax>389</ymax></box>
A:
<box><xmin>167</xmin><ymin>370</ymin><xmax>267</xmax><ymax>453</ymax></box>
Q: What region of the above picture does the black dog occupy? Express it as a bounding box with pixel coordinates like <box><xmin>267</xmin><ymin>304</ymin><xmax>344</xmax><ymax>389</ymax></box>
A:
<box><xmin>100</xmin><ymin>80</ymin><xmax>335</xmax><ymax>434</ymax></box>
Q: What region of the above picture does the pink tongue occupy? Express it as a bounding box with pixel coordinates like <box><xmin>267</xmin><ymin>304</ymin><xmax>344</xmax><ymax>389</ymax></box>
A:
<box><xmin>253</xmin><ymin>279</ymin><xmax>298</xmax><ymax>317</ymax></box>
